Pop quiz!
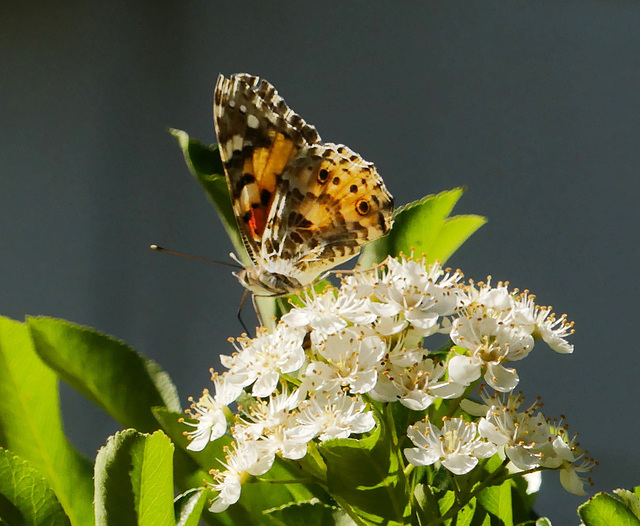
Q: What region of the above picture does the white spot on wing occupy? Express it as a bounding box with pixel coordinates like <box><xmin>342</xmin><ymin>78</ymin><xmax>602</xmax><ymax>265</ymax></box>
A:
<box><xmin>247</xmin><ymin>114</ymin><xmax>259</xmax><ymax>129</ymax></box>
<box><xmin>232</xmin><ymin>135</ymin><xmax>243</xmax><ymax>151</ymax></box>
<box><xmin>224</xmin><ymin>141</ymin><xmax>234</xmax><ymax>159</ymax></box>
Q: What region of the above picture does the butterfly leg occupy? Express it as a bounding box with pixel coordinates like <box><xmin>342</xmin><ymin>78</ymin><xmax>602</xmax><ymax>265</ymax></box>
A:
<box><xmin>236</xmin><ymin>288</ymin><xmax>252</xmax><ymax>336</ymax></box>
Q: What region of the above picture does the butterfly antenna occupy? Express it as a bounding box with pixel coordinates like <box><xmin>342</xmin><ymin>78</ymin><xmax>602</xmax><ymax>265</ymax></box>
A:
<box><xmin>150</xmin><ymin>245</ymin><xmax>243</xmax><ymax>269</ymax></box>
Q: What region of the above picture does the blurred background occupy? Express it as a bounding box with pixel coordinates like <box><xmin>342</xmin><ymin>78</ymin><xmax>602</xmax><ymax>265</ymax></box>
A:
<box><xmin>2</xmin><ymin>2</ymin><xmax>639</xmax><ymax>523</ymax></box>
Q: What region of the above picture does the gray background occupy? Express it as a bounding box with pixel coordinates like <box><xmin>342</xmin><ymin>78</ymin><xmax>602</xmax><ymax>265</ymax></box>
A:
<box><xmin>2</xmin><ymin>2</ymin><xmax>639</xmax><ymax>523</ymax></box>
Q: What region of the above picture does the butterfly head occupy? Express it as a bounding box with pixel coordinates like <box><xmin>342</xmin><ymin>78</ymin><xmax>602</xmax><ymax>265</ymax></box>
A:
<box><xmin>234</xmin><ymin>265</ymin><xmax>303</xmax><ymax>297</ymax></box>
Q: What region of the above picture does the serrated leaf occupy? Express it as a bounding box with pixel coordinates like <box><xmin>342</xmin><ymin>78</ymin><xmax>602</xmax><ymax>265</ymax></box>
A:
<box><xmin>613</xmin><ymin>489</ymin><xmax>640</xmax><ymax>518</ymax></box>
<box><xmin>94</xmin><ymin>430</ymin><xmax>174</xmax><ymax>526</ymax></box>
<box><xmin>579</xmin><ymin>492</ymin><xmax>640</xmax><ymax>526</ymax></box>
<box><xmin>0</xmin><ymin>448</ymin><xmax>71</xmax><ymax>526</ymax></box>
<box><xmin>27</xmin><ymin>317</ymin><xmax>180</xmax><ymax>432</ymax></box>
<box><xmin>0</xmin><ymin>316</ymin><xmax>94</xmax><ymax>525</ymax></box>
<box><xmin>359</xmin><ymin>187</ymin><xmax>486</xmax><ymax>268</ymax></box>
<box><xmin>175</xmin><ymin>488</ymin><xmax>210</xmax><ymax>526</ymax></box>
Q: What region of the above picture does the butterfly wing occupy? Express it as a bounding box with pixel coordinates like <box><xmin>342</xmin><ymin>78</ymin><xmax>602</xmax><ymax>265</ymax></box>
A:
<box><xmin>213</xmin><ymin>74</ymin><xmax>320</xmax><ymax>265</ymax></box>
<box><xmin>259</xmin><ymin>142</ymin><xmax>394</xmax><ymax>287</ymax></box>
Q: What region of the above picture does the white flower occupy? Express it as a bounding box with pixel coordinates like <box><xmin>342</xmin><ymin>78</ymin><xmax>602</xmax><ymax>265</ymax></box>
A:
<box><xmin>281</xmin><ymin>288</ymin><xmax>376</xmax><ymax>335</ymax></box>
<box><xmin>457</xmin><ymin>278</ymin><xmax>514</xmax><ymax>312</ymax></box>
<box><xmin>371</xmin><ymin>358</ymin><xmax>464</xmax><ymax>411</ymax></box>
<box><xmin>513</xmin><ymin>291</ymin><xmax>575</xmax><ymax>354</ymax></box>
<box><xmin>385</xmin><ymin>328</ymin><xmax>429</xmax><ymax>367</ymax></box>
<box><xmin>371</xmin><ymin>257</ymin><xmax>460</xmax><ymax>334</ymax></box>
<box><xmin>405</xmin><ymin>417</ymin><xmax>497</xmax><ymax>475</ymax></box>
<box><xmin>184</xmin><ymin>376</ymin><xmax>243</xmax><ymax>452</ymax></box>
<box><xmin>208</xmin><ymin>441</ymin><xmax>262</xmax><ymax>512</ymax></box>
<box><xmin>238</xmin><ymin>387</ymin><xmax>302</xmax><ymax>440</ymax></box>
<box><xmin>254</xmin><ymin>420</ymin><xmax>311</xmax><ymax>464</ymax></box>
<box><xmin>535</xmin><ymin>310</ymin><xmax>575</xmax><ymax>354</ymax></box>
<box><xmin>221</xmin><ymin>323</ymin><xmax>306</xmax><ymax>398</ymax></box>
<box><xmin>231</xmin><ymin>418</ymin><xmax>310</xmax><ymax>478</ymax></box>
<box><xmin>558</xmin><ymin>457</ymin><xmax>593</xmax><ymax>496</ymax></box>
<box><xmin>291</xmin><ymin>391</ymin><xmax>375</xmax><ymax>442</ymax></box>
<box><xmin>536</xmin><ymin>427</ymin><xmax>595</xmax><ymax>496</ymax></box>
<box><xmin>301</xmin><ymin>326</ymin><xmax>386</xmax><ymax>395</ymax></box>
<box><xmin>339</xmin><ymin>268</ymin><xmax>380</xmax><ymax>299</ymax></box>
<box><xmin>476</xmin><ymin>393</ymin><xmax>552</xmax><ymax>470</ymax></box>
<box><xmin>449</xmin><ymin>306</ymin><xmax>534</xmax><ymax>391</ymax></box>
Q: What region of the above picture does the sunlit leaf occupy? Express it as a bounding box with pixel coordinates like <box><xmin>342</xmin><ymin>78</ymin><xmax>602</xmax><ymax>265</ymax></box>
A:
<box><xmin>94</xmin><ymin>430</ymin><xmax>174</xmax><ymax>526</ymax></box>
<box><xmin>28</xmin><ymin>317</ymin><xmax>180</xmax><ymax>432</ymax></box>
<box><xmin>579</xmin><ymin>492</ymin><xmax>640</xmax><ymax>526</ymax></box>
<box><xmin>359</xmin><ymin>187</ymin><xmax>486</xmax><ymax>268</ymax></box>
<box><xmin>0</xmin><ymin>316</ymin><xmax>94</xmax><ymax>525</ymax></box>
<box><xmin>0</xmin><ymin>448</ymin><xmax>70</xmax><ymax>526</ymax></box>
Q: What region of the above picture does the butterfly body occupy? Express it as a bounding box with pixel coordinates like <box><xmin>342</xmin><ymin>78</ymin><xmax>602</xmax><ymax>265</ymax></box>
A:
<box><xmin>214</xmin><ymin>74</ymin><xmax>394</xmax><ymax>296</ymax></box>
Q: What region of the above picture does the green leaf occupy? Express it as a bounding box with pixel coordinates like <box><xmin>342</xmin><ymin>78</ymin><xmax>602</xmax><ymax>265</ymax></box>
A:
<box><xmin>152</xmin><ymin>407</ymin><xmax>221</xmax><ymax>488</ymax></box>
<box><xmin>317</xmin><ymin>419</ymin><xmax>409</xmax><ymax>525</ymax></box>
<box><xmin>170</xmin><ymin>128</ymin><xmax>246</xmax><ymax>265</ymax></box>
<box><xmin>171</xmin><ymin>128</ymin><xmax>281</xmax><ymax>325</ymax></box>
<box><xmin>477</xmin><ymin>480</ymin><xmax>514</xmax><ymax>526</ymax></box>
<box><xmin>0</xmin><ymin>316</ymin><xmax>94</xmax><ymax>525</ymax></box>
<box><xmin>430</xmin><ymin>214</ymin><xmax>487</xmax><ymax>263</ymax></box>
<box><xmin>454</xmin><ymin>497</ymin><xmax>478</xmax><ymax>526</ymax></box>
<box><xmin>613</xmin><ymin>489</ymin><xmax>640</xmax><ymax>518</ymax></box>
<box><xmin>535</xmin><ymin>519</ymin><xmax>552</xmax><ymax>526</ymax></box>
<box><xmin>410</xmin><ymin>484</ymin><xmax>436</xmax><ymax>523</ymax></box>
<box><xmin>579</xmin><ymin>492</ymin><xmax>640</xmax><ymax>526</ymax></box>
<box><xmin>27</xmin><ymin>317</ymin><xmax>181</xmax><ymax>432</ymax></box>
<box><xmin>510</xmin><ymin>471</ymin><xmax>538</xmax><ymax>522</ymax></box>
<box><xmin>0</xmin><ymin>448</ymin><xmax>71</xmax><ymax>526</ymax></box>
<box><xmin>359</xmin><ymin>187</ymin><xmax>486</xmax><ymax>268</ymax></box>
<box><xmin>234</xmin><ymin>456</ymin><xmax>328</xmax><ymax>524</ymax></box>
<box><xmin>94</xmin><ymin>429</ymin><xmax>175</xmax><ymax>526</ymax></box>
<box><xmin>263</xmin><ymin>500</ymin><xmax>350</xmax><ymax>526</ymax></box>
<box><xmin>155</xmin><ymin>408</ymin><xmax>327</xmax><ymax>525</ymax></box>
<box><xmin>437</xmin><ymin>490</ymin><xmax>455</xmax><ymax>516</ymax></box>
<box><xmin>175</xmin><ymin>488</ymin><xmax>210</xmax><ymax>526</ymax></box>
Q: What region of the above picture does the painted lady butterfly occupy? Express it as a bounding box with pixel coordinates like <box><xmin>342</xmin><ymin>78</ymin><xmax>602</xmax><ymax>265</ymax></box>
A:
<box><xmin>214</xmin><ymin>73</ymin><xmax>394</xmax><ymax>296</ymax></box>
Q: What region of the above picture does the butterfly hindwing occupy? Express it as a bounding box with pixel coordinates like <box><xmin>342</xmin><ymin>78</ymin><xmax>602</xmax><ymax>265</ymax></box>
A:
<box><xmin>261</xmin><ymin>143</ymin><xmax>394</xmax><ymax>286</ymax></box>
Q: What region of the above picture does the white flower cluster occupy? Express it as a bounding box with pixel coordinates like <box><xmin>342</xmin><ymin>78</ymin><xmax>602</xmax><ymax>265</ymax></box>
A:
<box><xmin>184</xmin><ymin>256</ymin><xmax>583</xmax><ymax>512</ymax></box>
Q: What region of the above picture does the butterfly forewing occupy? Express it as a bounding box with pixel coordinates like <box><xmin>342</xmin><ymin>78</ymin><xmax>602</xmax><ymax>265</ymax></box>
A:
<box><xmin>214</xmin><ymin>75</ymin><xmax>319</xmax><ymax>259</ymax></box>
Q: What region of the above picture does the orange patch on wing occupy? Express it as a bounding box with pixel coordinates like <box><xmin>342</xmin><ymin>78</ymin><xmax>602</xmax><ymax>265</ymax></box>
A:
<box><xmin>252</xmin><ymin>133</ymin><xmax>296</xmax><ymax>194</ymax></box>
<box><xmin>240</xmin><ymin>133</ymin><xmax>298</xmax><ymax>242</ymax></box>
<box><xmin>246</xmin><ymin>207</ymin><xmax>268</xmax><ymax>239</ymax></box>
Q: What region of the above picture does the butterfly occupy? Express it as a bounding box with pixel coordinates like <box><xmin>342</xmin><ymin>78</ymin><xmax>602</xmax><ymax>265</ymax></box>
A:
<box><xmin>213</xmin><ymin>73</ymin><xmax>394</xmax><ymax>297</ymax></box>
